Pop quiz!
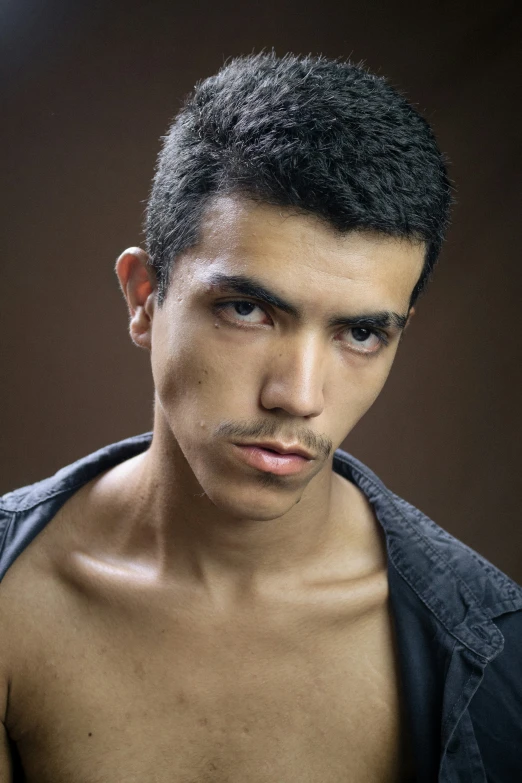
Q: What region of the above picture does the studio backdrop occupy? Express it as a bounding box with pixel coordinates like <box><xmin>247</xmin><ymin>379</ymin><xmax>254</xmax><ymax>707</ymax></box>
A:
<box><xmin>1</xmin><ymin>0</ymin><xmax>521</xmax><ymax>582</ymax></box>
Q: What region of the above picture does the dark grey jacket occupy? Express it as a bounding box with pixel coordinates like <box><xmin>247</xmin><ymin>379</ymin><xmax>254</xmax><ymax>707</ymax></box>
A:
<box><xmin>1</xmin><ymin>433</ymin><xmax>521</xmax><ymax>782</ymax></box>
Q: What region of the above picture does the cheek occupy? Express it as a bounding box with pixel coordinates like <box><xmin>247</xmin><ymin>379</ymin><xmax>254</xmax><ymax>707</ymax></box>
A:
<box><xmin>151</xmin><ymin>320</ymin><xmax>259</xmax><ymax>417</ymax></box>
<box><xmin>333</xmin><ymin>351</ymin><xmax>397</xmax><ymax>422</ymax></box>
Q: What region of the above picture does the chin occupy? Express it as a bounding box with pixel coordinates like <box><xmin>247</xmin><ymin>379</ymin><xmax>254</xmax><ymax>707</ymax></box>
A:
<box><xmin>200</xmin><ymin>476</ymin><xmax>305</xmax><ymax>522</ymax></box>
<box><xmin>180</xmin><ymin>439</ymin><xmax>316</xmax><ymax>520</ymax></box>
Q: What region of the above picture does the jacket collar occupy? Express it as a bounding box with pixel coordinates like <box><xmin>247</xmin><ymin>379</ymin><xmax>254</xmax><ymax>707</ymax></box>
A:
<box><xmin>4</xmin><ymin>432</ymin><xmax>521</xmax><ymax>662</ymax></box>
<box><xmin>333</xmin><ymin>448</ymin><xmax>522</xmax><ymax>662</ymax></box>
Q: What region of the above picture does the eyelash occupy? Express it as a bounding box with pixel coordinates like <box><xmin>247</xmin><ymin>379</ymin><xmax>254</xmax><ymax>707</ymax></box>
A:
<box><xmin>213</xmin><ymin>300</ymin><xmax>390</xmax><ymax>354</ymax></box>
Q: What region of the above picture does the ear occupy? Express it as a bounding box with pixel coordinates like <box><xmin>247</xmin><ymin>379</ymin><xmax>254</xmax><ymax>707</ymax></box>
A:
<box><xmin>404</xmin><ymin>306</ymin><xmax>415</xmax><ymax>330</ymax></box>
<box><xmin>398</xmin><ymin>306</ymin><xmax>415</xmax><ymax>343</ymax></box>
<box><xmin>115</xmin><ymin>247</ymin><xmax>157</xmax><ymax>351</ymax></box>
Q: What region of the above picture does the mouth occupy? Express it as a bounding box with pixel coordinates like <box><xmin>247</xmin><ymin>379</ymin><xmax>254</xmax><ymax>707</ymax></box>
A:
<box><xmin>237</xmin><ymin>441</ymin><xmax>314</xmax><ymax>460</ymax></box>
<box><xmin>232</xmin><ymin>443</ymin><xmax>314</xmax><ymax>476</ymax></box>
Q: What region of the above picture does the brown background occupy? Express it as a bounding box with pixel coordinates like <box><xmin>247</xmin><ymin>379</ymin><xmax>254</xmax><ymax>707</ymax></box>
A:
<box><xmin>1</xmin><ymin>0</ymin><xmax>521</xmax><ymax>582</ymax></box>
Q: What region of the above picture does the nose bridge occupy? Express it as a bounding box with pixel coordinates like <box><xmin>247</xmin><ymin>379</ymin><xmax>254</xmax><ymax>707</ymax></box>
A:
<box><xmin>260</xmin><ymin>329</ymin><xmax>326</xmax><ymax>417</ymax></box>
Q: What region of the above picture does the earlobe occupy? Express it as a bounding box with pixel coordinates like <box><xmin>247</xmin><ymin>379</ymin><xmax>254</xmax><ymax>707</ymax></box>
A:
<box><xmin>129</xmin><ymin>302</ymin><xmax>154</xmax><ymax>350</ymax></box>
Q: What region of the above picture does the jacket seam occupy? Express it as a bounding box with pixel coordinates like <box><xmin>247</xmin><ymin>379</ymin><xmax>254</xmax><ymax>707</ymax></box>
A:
<box><xmin>442</xmin><ymin>671</ymin><xmax>475</xmax><ymax>736</ymax></box>
<box><xmin>0</xmin><ymin>477</ymin><xmax>98</xmax><ymax>514</ymax></box>
<box><xmin>388</xmin><ymin>558</ymin><xmax>491</xmax><ymax>662</ymax></box>
<box><xmin>340</xmin><ymin>454</ymin><xmax>490</xmax><ymax>607</ymax></box>
<box><xmin>392</xmin><ymin>492</ymin><xmax>521</xmax><ymax>597</ymax></box>
<box><xmin>0</xmin><ymin>433</ymin><xmax>154</xmax><ymax>514</ymax></box>
<box><xmin>0</xmin><ymin>511</ymin><xmax>16</xmax><ymax>557</ymax></box>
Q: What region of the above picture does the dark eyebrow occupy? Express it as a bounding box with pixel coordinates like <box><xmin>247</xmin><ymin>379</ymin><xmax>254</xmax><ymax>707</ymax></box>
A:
<box><xmin>206</xmin><ymin>272</ymin><xmax>409</xmax><ymax>332</ymax></box>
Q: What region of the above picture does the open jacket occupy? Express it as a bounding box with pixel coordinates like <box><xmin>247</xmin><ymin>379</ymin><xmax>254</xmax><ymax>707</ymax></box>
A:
<box><xmin>1</xmin><ymin>432</ymin><xmax>521</xmax><ymax>782</ymax></box>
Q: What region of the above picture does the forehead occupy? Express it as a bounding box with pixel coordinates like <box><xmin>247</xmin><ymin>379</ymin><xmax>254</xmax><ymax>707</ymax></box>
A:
<box><xmin>175</xmin><ymin>194</ymin><xmax>425</xmax><ymax>312</ymax></box>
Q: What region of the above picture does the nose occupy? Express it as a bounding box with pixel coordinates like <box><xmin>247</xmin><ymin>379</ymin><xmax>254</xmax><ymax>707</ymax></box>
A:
<box><xmin>259</xmin><ymin>332</ymin><xmax>326</xmax><ymax>418</ymax></box>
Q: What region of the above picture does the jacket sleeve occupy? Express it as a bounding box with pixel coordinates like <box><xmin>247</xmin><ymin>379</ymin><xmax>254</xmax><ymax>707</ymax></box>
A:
<box><xmin>469</xmin><ymin>609</ymin><xmax>522</xmax><ymax>781</ymax></box>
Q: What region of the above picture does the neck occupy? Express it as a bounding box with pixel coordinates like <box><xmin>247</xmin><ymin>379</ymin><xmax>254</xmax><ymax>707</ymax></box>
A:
<box><xmin>88</xmin><ymin>418</ymin><xmax>367</xmax><ymax>604</ymax></box>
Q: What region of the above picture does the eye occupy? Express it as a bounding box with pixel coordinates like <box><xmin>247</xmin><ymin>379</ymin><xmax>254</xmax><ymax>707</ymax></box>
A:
<box><xmin>338</xmin><ymin>326</ymin><xmax>388</xmax><ymax>354</ymax></box>
<box><xmin>214</xmin><ymin>300</ymin><xmax>269</xmax><ymax>325</ymax></box>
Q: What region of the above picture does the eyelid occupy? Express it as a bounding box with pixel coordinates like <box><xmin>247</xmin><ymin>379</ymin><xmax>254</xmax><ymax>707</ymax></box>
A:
<box><xmin>213</xmin><ymin>299</ymin><xmax>271</xmax><ymax>325</ymax></box>
<box><xmin>214</xmin><ymin>300</ymin><xmax>389</xmax><ymax>351</ymax></box>
<box><xmin>215</xmin><ymin>298</ymin><xmax>270</xmax><ymax>313</ymax></box>
<box><xmin>336</xmin><ymin>324</ymin><xmax>390</xmax><ymax>356</ymax></box>
<box><xmin>349</xmin><ymin>325</ymin><xmax>390</xmax><ymax>344</ymax></box>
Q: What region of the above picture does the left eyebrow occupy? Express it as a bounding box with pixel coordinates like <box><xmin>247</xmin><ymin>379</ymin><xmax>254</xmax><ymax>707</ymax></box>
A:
<box><xmin>205</xmin><ymin>272</ymin><xmax>409</xmax><ymax>332</ymax></box>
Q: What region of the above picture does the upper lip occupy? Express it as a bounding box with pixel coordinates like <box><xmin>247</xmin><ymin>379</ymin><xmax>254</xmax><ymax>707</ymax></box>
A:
<box><xmin>237</xmin><ymin>441</ymin><xmax>315</xmax><ymax>459</ymax></box>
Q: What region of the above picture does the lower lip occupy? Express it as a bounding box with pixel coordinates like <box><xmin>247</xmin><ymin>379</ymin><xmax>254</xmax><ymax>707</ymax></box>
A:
<box><xmin>233</xmin><ymin>445</ymin><xmax>311</xmax><ymax>475</ymax></box>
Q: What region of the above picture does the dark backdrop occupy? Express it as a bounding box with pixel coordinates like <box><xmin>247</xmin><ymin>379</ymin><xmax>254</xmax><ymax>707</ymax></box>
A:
<box><xmin>2</xmin><ymin>0</ymin><xmax>521</xmax><ymax>582</ymax></box>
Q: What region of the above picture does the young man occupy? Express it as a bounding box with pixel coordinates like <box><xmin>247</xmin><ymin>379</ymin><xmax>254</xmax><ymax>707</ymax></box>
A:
<box><xmin>0</xmin><ymin>53</ymin><xmax>520</xmax><ymax>783</ymax></box>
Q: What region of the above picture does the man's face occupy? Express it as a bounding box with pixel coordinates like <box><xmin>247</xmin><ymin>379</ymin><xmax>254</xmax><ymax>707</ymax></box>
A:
<box><xmin>147</xmin><ymin>195</ymin><xmax>424</xmax><ymax>519</ymax></box>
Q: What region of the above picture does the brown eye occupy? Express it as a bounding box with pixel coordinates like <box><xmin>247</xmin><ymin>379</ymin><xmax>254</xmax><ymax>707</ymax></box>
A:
<box><xmin>233</xmin><ymin>302</ymin><xmax>257</xmax><ymax>317</ymax></box>
<box><xmin>340</xmin><ymin>327</ymin><xmax>384</xmax><ymax>354</ymax></box>
<box><xmin>352</xmin><ymin>327</ymin><xmax>372</xmax><ymax>342</ymax></box>
<box><xmin>216</xmin><ymin>301</ymin><xmax>268</xmax><ymax>325</ymax></box>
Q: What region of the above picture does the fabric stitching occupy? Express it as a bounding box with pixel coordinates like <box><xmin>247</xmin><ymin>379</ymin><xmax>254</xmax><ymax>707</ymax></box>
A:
<box><xmin>0</xmin><ymin>510</ymin><xmax>16</xmax><ymax>556</ymax></box>
<box><xmin>338</xmin><ymin>451</ymin><xmax>521</xmax><ymax>608</ymax></box>
<box><xmin>333</xmin><ymin>452</ymin><xmax>511</xmax><ymax>658</ymax></box>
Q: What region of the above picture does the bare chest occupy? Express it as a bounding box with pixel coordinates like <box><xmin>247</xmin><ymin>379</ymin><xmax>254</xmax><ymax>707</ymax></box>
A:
<box><xmin>6</xmin><ymin>573</ymin><xmax>412</xmax><ymax>783</ymax></box>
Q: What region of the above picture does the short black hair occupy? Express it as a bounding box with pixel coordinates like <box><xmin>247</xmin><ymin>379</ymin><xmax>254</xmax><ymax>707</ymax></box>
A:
<box><xmin>146</xmin><ymin>52</ymin><xmax>453</xmax><ymax>307</ymax></box>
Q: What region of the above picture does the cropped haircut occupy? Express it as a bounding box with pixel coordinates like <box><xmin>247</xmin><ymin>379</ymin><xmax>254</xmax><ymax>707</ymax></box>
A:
<box><xmin>145</xmin><ymin>52</ymin><xmax>453</xmax><ymax>307</ymax></box>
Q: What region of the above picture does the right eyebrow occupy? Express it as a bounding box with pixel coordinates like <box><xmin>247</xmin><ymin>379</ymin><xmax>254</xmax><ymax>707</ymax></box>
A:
<box><xmin>205</xmin><ymin>272</ymin><xmax>408</xmax><ymax>332</ymax></box>
<box><xmin>206</xmin><ymin>273</ymin><xmax>301</xmax><ymax>318</ymax></box>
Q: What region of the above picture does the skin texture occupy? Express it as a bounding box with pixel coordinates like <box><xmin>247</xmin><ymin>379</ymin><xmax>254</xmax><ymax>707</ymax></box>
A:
<box><xmin>108</xmin><ymin>194</ymin><xmax>421</xmax><ymax>600</ymax></box>
<box><xmin>0</xmin><ymin>194</ymin><xmax>425</xmax><ymax>782</ymax></box>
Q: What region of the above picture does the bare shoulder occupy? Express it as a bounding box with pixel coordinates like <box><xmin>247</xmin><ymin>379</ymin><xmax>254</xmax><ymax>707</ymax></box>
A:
<box><xmin>0</xmin><ymin>564</ymin><xmax>24</xmax><ymax>782</ymax></box>
<box><xmin>0</xmin><ymin>461</ymin><xmax>119</xmax><ymax>605</ymax></box>
<box><xmin>0</xmin><ymin>477</ymin><xmax>101</xmax><ymax>683</ymax></box>
<box><xmin>0</xmin><ymin>669</ymin><xmax>12</xmax><ymax>783</ymax></box>
<box><xmin>0</xmin><ymin>588</ymin><xmax>12</xmax><ymax>723</ymax></box>
<box><xmin>0</xmin><ymin>507</ymin><xmax>85</xmax><ymax>782</ymax></box>
<box><xmin>0</xmin><ymin>530</ymin><xmax>61</xmax><ymax>683</ymax></box>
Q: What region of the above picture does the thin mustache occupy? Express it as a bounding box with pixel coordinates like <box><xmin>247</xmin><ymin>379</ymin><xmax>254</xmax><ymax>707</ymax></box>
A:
<box><xmin>217</xmin><ymin>420</ymin><xmax>332</xmax><ymax>460</ymax></box>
